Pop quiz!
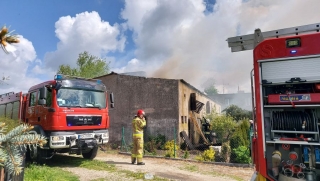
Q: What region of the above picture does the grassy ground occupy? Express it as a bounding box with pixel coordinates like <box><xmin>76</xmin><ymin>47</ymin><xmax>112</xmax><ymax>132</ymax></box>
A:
<box><xmin>24</xmin><ymin>163</ymin><xmax>79</xmax><ymax>181</ymax></box>
<box><xmin>24</xmin><ymin>153</ymin><xmax>168</xmax><ymax>181</ymax></box>
<box><xmin>24</xmin><ymin>148</ymin><xmax>251</xmax><ymax>181</ymax></box>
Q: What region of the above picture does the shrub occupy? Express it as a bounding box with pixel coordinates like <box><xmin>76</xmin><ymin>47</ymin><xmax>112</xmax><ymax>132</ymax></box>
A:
<box><xmin>195</xmin><ymin>148</ymin><xmax>215</xmax><ymax>162</ymax></box>
<box><xmin>206</xmin><ymin>112</ymin><xmax>236</xmax><ymax>143</ymax></box>
<box><xmin>144</xmin><ymin>134</ymin><xmax>166</xmax><ymax>153</ymax></box>
<box><xmin>230</xmin><ymin>120</ymin><xmax>250</xmax><ymax>162</ymax></box>
<box><xmin>221</xmin><ymin>141</ymin><xmax>231</xmax><ymax>162</ymax></box>
<box><xmin>144</xmin><ymin>140</ymin><xmax>157</xmax><ymax>155</ymax></box>
<box><xmin>164</xmin><ymin>140</ymin><xmax>179</xmax><ymax>158</ymax></box>
<box><xmin>233</xmin><ymin>146</ymin><xmax>251</xmax><ymax>164</ymax></box>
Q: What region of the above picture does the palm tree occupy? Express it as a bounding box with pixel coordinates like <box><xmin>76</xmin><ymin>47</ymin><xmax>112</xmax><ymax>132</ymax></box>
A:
<box><xmin>0</xmin><ymin>26</ymin><xmax>19</xmax><ymax>54</ymax></box>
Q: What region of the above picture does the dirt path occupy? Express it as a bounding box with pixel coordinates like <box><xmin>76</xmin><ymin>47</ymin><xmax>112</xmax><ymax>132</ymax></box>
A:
<box><xmin>87</xmin><ymin>152</ymin><xmax>255</xmax><ymax>181</ymax></box>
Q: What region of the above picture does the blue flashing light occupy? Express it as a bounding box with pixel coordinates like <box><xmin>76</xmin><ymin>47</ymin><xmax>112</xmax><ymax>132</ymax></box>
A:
<box><xmin>290</xmin><ymin>50</ymin><xmax>297</xmax><ymax>54</ymax></box>
<box><xmin>55</xmin><ymin>74</ymin><xmax>63</xmax><ymax>80</ymax></box>
<box><xmin>67</xmin><ymin>124</ymin><xmax>71</xmax><ymax>127</ymax></box>
<box><xmin>98</xmin><ymin>124</ymin><xmax>101</xmax><ymax>126</ymax></box>
<box><xmin>97</xmin><ymin>80</ymin><xmax>102</xmax><ymax>84</ymax></box>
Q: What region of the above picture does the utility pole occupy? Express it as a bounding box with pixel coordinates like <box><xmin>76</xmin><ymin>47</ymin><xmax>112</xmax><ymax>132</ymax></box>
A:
<box><xmin>222</xmin><ymin>81</ymin><xmax>229</xmax><ymax>94</ymax></box>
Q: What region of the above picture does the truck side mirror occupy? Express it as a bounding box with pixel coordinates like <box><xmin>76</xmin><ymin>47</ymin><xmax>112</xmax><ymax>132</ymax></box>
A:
<box><xmin>39</xmin><ymin>87</ymin><xmax>47</xmax><ymax>99</ymax></box>
<box><xmin>110</xmin><ymin>93</ymin><xmax>114</xmax><ymax>108</ymax></box>
<box><xmin>38</xmin><ymin>99</ymin><xmax>46</xmax><ymax>105</ymax></box>
<box><xmin>38</xmin><ymin>87</ymin><xmax>47</xmax><ymax>105</ymax></box>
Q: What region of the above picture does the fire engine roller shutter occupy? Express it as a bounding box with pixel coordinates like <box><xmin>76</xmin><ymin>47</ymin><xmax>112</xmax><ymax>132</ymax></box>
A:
<box><xmin>261</xmin><ymin>56</ymin><xmax>320</xmax><ymax>84</ymax></box>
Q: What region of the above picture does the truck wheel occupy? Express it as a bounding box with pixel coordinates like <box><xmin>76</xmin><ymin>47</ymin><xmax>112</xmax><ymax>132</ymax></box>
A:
<box><xmin>30</xmin><ymin>147</ymin><xmax>47</xmax><ymax>164</ymax></box>
<box><xmin>82</xmin><ymin>146</ymin><xmax>98</xmax><ymax>159</ymax></box>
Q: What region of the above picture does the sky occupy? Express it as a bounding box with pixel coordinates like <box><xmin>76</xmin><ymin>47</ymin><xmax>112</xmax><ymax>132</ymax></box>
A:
<box><xmin>0</xmin><ymin>0</ymin><xmax>320</xmax><ymax>95</ymax></box>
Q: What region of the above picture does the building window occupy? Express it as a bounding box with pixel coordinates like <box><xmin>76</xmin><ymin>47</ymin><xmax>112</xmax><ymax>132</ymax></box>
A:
<box><xmin>181</xmin><ymin>116</ymin><xmax>184</xmax><ymax>123</ymax></box>
<box><xmin>206</xmin><ymin>101</ymin><xmax>210</xmax><ymax>114</ymax></box>
<box><xmin>184</xmin><ymin>116</ymin><xmax>187</xmax><ymax>123</ymax></box>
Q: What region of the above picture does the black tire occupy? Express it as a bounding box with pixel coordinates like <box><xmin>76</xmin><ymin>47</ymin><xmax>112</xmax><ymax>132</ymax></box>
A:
<box><xmin>82</xmin><ymin>146</ymin><xmax>98</xmax><ymax>159</ymax></box>
<box><xmin>30</xmin><ymin>147</ymin><xmax>47</xmax><ymax>164</ymax></box>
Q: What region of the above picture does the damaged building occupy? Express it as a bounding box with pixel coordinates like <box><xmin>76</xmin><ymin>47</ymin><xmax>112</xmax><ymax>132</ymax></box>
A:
<box><xmin>96</xmin><ymin>72</ymin><xmax>221</xmax><ymax>147</ymax></box>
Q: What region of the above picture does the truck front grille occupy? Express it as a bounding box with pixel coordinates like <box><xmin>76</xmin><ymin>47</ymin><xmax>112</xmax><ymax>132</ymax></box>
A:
<box><xmin>66</xmin><ymin>115</ymin><xmax>102</xmax><ymax>126</ymax></box>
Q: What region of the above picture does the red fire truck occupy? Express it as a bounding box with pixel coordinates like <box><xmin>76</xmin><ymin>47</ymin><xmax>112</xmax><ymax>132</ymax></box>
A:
<box><xmin>0</xmin><ymin>74</ymin><xmax>114</xmax><ymax>163</ymax></box>
<box><xmin>227</xmin><ymin>23</ymin><xmax>320</xmax><ymax>181</ymax></box>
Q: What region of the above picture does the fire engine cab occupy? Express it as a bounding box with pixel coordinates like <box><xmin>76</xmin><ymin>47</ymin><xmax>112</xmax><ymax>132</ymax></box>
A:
<box><xmin>0</xmin><ymin>74</ymin><xmax>114</xmax><ymax>163</ymax></box>
<box><xmin>227</xmin><ymin>23</ymin><xmax>320</xmax><ymax>181</ymax></box>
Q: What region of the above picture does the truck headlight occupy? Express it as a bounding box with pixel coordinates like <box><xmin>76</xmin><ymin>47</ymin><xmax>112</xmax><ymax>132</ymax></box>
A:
<box><xmin>103</xmin><ymin>132</ymin><xmax>109</xmax><ymax>138</ymax></box>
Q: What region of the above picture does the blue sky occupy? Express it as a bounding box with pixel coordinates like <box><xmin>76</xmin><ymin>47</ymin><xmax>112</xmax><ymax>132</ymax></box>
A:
<box><xmin>0</xmin><ymin>0</ymin><xmax>319</xmax><ymax>94</ymax></box>
<box><xmin>2</xmin><ymin>0</ymin><xmax>125</xmax><ymax>57</ymax></box>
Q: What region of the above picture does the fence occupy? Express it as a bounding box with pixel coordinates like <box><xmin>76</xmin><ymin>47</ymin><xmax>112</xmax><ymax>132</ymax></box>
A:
<box><xmin>120</xmin><ymin>124</ymin><xmax>253</xmax><ymax>165</ymax></box>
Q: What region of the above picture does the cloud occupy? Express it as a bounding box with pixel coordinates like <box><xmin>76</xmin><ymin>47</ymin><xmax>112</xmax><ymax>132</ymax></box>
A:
<box><xmin>121</xmin><ymin>0</ymin><xmax>320</xmax><ymax>93</ymax></box>
<box><xmin>43</xmin><ymin>11</ymin><xmax>126</xmax><ymax>73</ymax></box>
<box><xmin>111</xmin><ymin>58</ymin><xmax>142</xmax><ymax>73</ymax></box>
<box><xmin>0</xmin><ymin>36</ymin><xmax>41</xmax><ymax>94</ymax></box>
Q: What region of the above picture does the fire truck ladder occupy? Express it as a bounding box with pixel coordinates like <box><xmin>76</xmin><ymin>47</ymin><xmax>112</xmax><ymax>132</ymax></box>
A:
<box><xmin>227</xmin><ymin>23</ymin><xmax>320</xmax><ymax>52</ymax></box>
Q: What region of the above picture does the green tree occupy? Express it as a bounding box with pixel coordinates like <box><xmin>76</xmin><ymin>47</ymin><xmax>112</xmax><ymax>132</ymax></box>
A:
<box><xmin>57</xmin><ymin>51</ymin><xmax>110</xmax><ymax>78</ymax></box>
<box><xmin>205</xmin><ymin>110</ymin><xmax>236</xmax><ymax>143</ymax></box>
<box><xmin>223</xmin><ymin>105</ymin><xmax>252</xmax><ymax>121</ymax></box>
<box><xmin>204</xmin><ymin>85</ymin><xmax>219</xmax><ymax>96</ymax></box>
<box><xmin>203</xmin><ymin>78</ymin><xmax>219</xmax><ymax>96</ymax></box>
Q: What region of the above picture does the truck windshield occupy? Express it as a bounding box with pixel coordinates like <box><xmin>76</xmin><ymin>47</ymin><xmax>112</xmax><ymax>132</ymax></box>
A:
<box><xmin>56</xmin><ymin>88</ymin><xmax>106</xmax><ymax>108</ymax></box>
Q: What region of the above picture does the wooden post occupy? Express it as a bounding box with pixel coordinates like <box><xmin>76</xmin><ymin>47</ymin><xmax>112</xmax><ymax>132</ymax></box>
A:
<box><xmin>0</xmin><ymin>168</ymin><xmax>4</xmax><ymax>181</ymax></box>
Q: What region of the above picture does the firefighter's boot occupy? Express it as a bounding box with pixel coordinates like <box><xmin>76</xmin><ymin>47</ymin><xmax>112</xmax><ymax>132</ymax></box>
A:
<box><xmin>137</xmin><ymin>162</ymin><xmax>145</xmax><ymax>165</ymax></box>
<box><xmin>131</xmin><ymin>158</ymin><xmax>136</xmax><ymax>164</ymax></box>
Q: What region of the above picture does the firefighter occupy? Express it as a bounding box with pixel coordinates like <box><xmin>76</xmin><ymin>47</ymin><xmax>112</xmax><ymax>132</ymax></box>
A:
<box><xmin>131</xmin><ymin>109</ymin><xmax>147</xmax><ymax>165</ymax></box>
<box><xmin>202</xmin><ymin>117</ymin><xmax>212</xmax><ymax>143</ymax></box>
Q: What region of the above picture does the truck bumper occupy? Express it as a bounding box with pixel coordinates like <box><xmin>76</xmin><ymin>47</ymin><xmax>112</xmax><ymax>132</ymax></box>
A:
<box><xmin>48</xmin><ymin>129</ymin><xmax>109</xmax><ymax>149</ymax></box>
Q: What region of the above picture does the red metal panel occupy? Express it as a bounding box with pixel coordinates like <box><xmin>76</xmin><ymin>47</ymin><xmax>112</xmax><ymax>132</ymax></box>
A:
<box><xmin>254</xmin><ymin>33</ymin><xmax>320</xmax><ymax>61</ymax></box>
<box><xmin>253</xmin><ymin>61</ymin><xmax>269</xmax><ymax>178</ymax></box>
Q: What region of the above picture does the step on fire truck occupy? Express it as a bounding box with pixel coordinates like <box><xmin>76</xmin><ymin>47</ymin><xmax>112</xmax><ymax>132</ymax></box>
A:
<box><xmin>227</xmin><ymin>23</ymin><xmax>320</xmax><ymax>181</ymax></box>
<box><xmin>0</xmin><ymin>74</ymin><xmax>114</xmax><ymax>163</ymax></box>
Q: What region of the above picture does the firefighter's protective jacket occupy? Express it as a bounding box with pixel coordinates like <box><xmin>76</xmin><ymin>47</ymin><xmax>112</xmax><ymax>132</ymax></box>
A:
<box><xmin>132</xmin><ymin>117</ymin><xmax>146</xmax><ymax>137</ymax></box>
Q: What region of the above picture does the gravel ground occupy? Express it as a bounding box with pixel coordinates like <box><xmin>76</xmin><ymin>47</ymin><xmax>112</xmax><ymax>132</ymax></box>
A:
<box><xmin>63</xmin><ymin>152</ymin><xmax>254</xmax><ymax>181</ymax></box>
